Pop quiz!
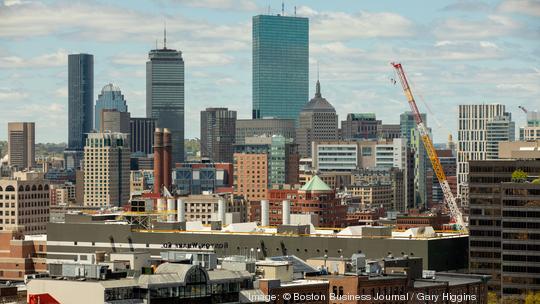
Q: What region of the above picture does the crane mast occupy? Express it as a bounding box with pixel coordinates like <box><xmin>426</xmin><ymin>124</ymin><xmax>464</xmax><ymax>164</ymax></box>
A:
<box><xmin>391</xmin><ymin>62</ymin><xmax>466</xmax><ymax>232</ymax></box>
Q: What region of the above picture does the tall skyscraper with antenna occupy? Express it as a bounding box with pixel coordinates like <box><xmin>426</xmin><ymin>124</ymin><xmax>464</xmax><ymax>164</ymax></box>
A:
<box><xmin>146</xmin><ymin>25</ymin><xmax>185</xmax><ymax>163</ymax></box>
<box><xmin>252</xmin><ymin>12</ymin><xmax>309</xmax><ymax>122</ymax></box>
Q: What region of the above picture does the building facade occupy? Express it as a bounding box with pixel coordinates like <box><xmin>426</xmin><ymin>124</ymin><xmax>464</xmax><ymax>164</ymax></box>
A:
<box><xmin>200</xmin><ymin>108</ymin><xmax>237</xmax><ymax>163</ymax></box>
<box><xmin>311</xmin><ymin>141</ymin><xmax>378</xmax><ymax>172</ymax></box>
<box><xmin>252</xmin><ymin>14</ymin><xmax>309</xmax><ymax>121</ymax></box>
<box><xmin>181</xmin><ymin>194</ymin><xmax>248</xmax><ymax>225</ymax></box>
<box><xmin>68</xmin><ymin>53</ymin><xmax>94</xmax><ymax>151</ymax></box>
<box><xmin>377</xmin><ymin>124</ymin><xmax>401</xmax><ymax>141</ymax></box>
<box><xmin>486</xmin><ymin>115</ymin><xmax>515</xmax><ymax>160</ymax></box>
<box><xmin>83</xmin><ymin>133</ymin><xmax>130</xmax><ymax>207</ymax></box>
<box><xmin>234</xmin><ymin>136</ymin><xmax>299</xmax><ymax>187</ymax></box>
<box><xmin>296</xmin><ymin>81</ymin><xmax>339</xmax><ymax>158</ymax></box>
<box><xmin>146</xmin><ymin>44</ymin><xmax>185</xmax><ymax>163</ymax></box>
<box><xmin>263</xmin><ymin>176</ymin><xmax>348</xmax><ymax>228</ymax></box>
<box><xmin>519</xmin><ymin>110</ymin><xmax>540</xmax><ymax>140</ymax></box>
<box><xmin>341</xmin><ymin>113</ymin><xmax>381</xmax><ymax>141</ymax></box>
<box><xmin>173</xmin><ymin>162</ymin><xmax>233</xmax><ymax>195</ymax></box>
<box><xmin>399</xmin><ymin>111</ymin><xmax>426</xmax><ymax>144</ymax></box>
<box><xmin>0</xmin><ymin>230</ymin><xmax>46</xmax><ymax>281</ymax></box>
<box><xmin>8</xmin><ymin>122</ymin><xmax>35</xmax><ymax>170</ymax></box>
<box><xmin>235</xmin><ymin>118</ymin><xmax>296</xmax><ymax>145</ymax></box>
<box><xmin>0</xmin><ymin>172</ymin><xmax>49</xmax><ymax>234</ymax></box>
<box><xmin>457</xmin><ymin>104</ymin><xmax>512</xmax><ymax>206</ymax></box>
<box><xmin>374</xmin><ymin>138</ymin><xmax>406</xmax><ymax>170</ymax></box>
<box><xmin>100</xmin><ymin>110</ymin><xmax>130</xmax><ymax>135</ymax></box>
<box><xmin>233</xmin><ymin>153</ymin><xmax>268</xmax><ymax>202</ymax></box>
<box><xmin>468</xmin><ymin>159</ymin><xmax>540</xmax><ymax>300</ymax></box>
<box><xmin>130</xmin><ymin>117</ymin><xmax>156</xmax><ymax>155</ymax></box>
<box><xmin>94</xmin><ymin>83</ymin><xmax>128</xmax><ymax>130</ymax></box>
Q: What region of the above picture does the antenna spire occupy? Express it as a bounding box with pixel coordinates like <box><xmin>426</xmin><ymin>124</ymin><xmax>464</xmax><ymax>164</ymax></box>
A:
<box><xmin>282</xmin><ymin>1</ymin><xmax>284</xmax><ymax>15</ymax></box>
<box><xmin>163</xmin><ymin>21</ymin><xmax>167</xmax><ymax>49</ymax></box>
<box><xmin>315</xmin><ymin>61</ymin><xmax>321</xmax><ymax>98</ymax></box>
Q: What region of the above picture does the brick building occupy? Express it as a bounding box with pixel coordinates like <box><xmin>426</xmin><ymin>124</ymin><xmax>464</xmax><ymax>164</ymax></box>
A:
<box><xmin>0</xmin><ymin>230</ymin><xmax>46</xmax><ymax>281</ymax></box>
<box><xmin>250</xmin><ymin>176</ymin><xmax>348</xmax><ymax>228</ymax></box>
<box><xmin>233</xmin><ymin>153</ymin><xmax>268</xmax><ymax>201</ymax></box>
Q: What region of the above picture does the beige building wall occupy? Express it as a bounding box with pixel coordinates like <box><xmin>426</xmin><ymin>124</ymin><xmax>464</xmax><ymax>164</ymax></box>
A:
<box><xmin>498</xmin><ymin>140</ymin><xmax>540</xmax><ymax>159</ymax></box>
<box><xmin>84</xmin><ymin>133</ymin><xmax>130</xmax><ymax>207</ymax></box>
<box><xmin>27</xmin><ymin>280</ymin><xmax>105</xmax><ymax>304</ymax></box>
<box><xmin>183</xmin><ymin>194</ymin><xmax>247</xmax><ymax>224</ymax></box>
<box><xmin>257</xmin><ymin>262</ymin><xmax>294</xmax><ymax>282</ymax></box>
<box><xmin>0</xmin><ymin>172</ymin><xmax>49</xmax><ymax>234</ymax></box>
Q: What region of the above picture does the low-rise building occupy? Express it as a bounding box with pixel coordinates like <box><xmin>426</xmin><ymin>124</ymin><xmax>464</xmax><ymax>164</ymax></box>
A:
<box><xmin>182</xmin><ymin>193</ymin><xmax>248</xmax><ymax>225</ymax></box>
<box><xmin>252</xmin><ymin>176</ymin><xmax>348</xmax><ymax>228</ymax></box>
<box><xmin>0</xmin><ymin>230</ymin><xmax>46</xmax><ymax>281</ymax></box>
<box><xmin>173</xmin><ymin>162</ymin><xmax>233</xmax><ymax>195</ymax></box>
<box><xmin>346</xmin><ymin>183</ymin><xmax>394</xmax><ymax>211</ymax></box>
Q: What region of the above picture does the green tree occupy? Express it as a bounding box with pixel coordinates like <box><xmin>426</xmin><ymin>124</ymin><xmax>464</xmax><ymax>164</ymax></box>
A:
<box><xmin>525</xmin><ymin>291</ymin><xmax>540</xmax><ymax>304</ymax></box>
<box><xmin>512</xmin><ymin>169</ymin><xmax>528</xmax><ymax>183</ymax></box>
<box><xmin>488</xmin><ymin>291</ymin><xmax>499</xmax><ymax>304</ymax></box>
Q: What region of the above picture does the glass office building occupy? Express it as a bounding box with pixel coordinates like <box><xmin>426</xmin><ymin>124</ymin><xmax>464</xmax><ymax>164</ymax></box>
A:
<box><xmin>252</xmin><ymin>14</ymin><xmax>309</xmax><ymax>121</ymax></box>
<box><xmin>146</xmin><ymin>47</ymin><xmax>185</xmax><ymax>163</ymax></box>
<box><xmin>68</xmin><ymin>53</ymin><xmax>94</xmax><ymax>151</ymax></box>
<box><xmin>94</xmin><ymin>83</ymin><xmax>128</xmax><ymax>130</ymax></box>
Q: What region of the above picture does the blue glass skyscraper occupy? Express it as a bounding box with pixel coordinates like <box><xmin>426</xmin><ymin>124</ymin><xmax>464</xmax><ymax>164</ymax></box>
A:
<box><xmin>94</xmin><ymin>83</ymin><xmax>128</xmax><ymax>130</ymax></box>
<box><xmin>252</xmin><ymin>14</ymin><xmax>309</xmax><ymax>121</ymax></box>
<box><xmin>68</xmin><ymin>53</ymin><xmax>94</xmax><ymax>151</ymax></box>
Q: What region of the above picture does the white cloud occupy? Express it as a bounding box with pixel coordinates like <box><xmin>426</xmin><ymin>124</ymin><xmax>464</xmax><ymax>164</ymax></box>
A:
<box><xmin>215</xmin><ymin>77</ymin><xmax>239</xmax><ymax>86</ymax></box>
<box><xmin>442</xmin><ymin>0</ymin><xmax>492</xmax><ymax>12</ymax></box>
<box><xmin>0</xmin><ymin>49</ymin><xmax>68</xmax><ymax>68</ymax></box>
<box><xmin>188</xmin><ymin>53</ymin><xmax>234</xmax><ymax>67</ymax></box>
<box><xmin>498</xmin><ymin>0</ymin><xmax>540</xmax><ymax>16</ymax></box>
<box><xmin>0</xmin><ymin>1</ymin><xmax>244</xmax><ymax>44</ymax></box>
<box><xmin>54</xmin><ymin>87</ymin><xmax>67</xmax><ymax>98</ymax></box>
<box><xmin>296</xmin><ymin>5</ymin><xmax>319</xmax><ymax>17</ymax></box>
<box><xmin>168</xmin><ymin>0</ymin><xmax>258</xmax><ymax>11</ymax></box>
<box><xmin>0</xmin><ymin>88</ymin><xmax>28</xmax><ymax>101</ymax></box>
<box><xmin>110</xmin><ymin>54</ymin><xmax>147</xmax><ymax>66</ymax></box>
<box><xmin>308</xmin><ymin>8</ymin><xmax>415</xmax><ymax>40</ymax></box>
<box><xmin>433</xmin><ymin>15</ymin><xmax>522</xmax><ymax>39</ymax></box>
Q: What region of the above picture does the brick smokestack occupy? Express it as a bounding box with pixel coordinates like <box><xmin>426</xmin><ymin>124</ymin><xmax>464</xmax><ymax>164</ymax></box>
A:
<box><xmin>163</xmin><ymin>128</ymin><xmax>172</xmax><ymax>190</ymax></box>
<box><xmin>153</xmin><ymin>128</ymin><xmax>164</xmax><ymax>194</ymax></box>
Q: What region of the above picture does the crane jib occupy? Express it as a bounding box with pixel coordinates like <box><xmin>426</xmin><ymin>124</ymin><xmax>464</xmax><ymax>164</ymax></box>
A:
<box><xmin>391</xmin><ymin>62</ymin><xmax>467</xmax><ymax>233</ymax></box>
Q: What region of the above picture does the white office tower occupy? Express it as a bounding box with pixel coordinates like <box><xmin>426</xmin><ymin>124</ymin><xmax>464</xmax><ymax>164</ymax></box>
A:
<box><xmin>457</xmin><ymin>104</ymin><xmax>513</xmax><ymax>206</ymax></box>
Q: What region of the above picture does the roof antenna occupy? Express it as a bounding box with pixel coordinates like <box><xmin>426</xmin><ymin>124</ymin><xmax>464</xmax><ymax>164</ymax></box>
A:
<box><xmin>294</xmin><ymin>6</ymin><xmax>296</xmax><ymax>16</ymax></box>
<box><xmin>317</xmin><ymin>61</ymin><xmax>320</xmax><ymax>82</ymax></box>
<box><xmin>282</xmin><ymin>1</ymin><xmax>284</xmax><ymax>15</ymax></box>
<box><xmin>316</xmin><ymin>61</ymin><xmax>321</xmax><ymax>98</ymax></box>
<box><xmin>155</xmin><ymin>39</ymin><xmax>158</xmax><ymax>50</ymax></box>
<box><xmin>163</xmin><ymin>20</ymin><xmax>167</xmax><ymax>49</ymax></box>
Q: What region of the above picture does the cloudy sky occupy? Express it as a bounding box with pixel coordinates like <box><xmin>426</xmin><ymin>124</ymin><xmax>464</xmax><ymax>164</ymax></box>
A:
<box><xmin>0</xmin><ymin>0</ymin><xmax>539</xmax><ymax>144</ymax></box>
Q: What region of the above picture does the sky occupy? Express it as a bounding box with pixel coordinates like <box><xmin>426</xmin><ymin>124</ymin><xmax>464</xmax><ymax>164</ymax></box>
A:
<box><xmin>0</xmin><ymin>0</ymin><xmax>539</xmax><ymax>144</ymax></box>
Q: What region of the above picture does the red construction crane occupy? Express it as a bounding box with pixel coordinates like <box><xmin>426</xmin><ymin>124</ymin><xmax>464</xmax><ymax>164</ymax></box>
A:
<box><xmin>391</xmin><ymin>62</ymin><xmax>466</xmax><ymax>232</ymax></box>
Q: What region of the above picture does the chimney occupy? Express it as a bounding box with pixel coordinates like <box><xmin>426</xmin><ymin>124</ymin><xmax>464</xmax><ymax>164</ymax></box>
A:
<box><xmin>167</xmin><ymin>198</ymin><xmax>175</xmax><ymax>222</ymax></box>
<box><xmin>261</xmin><ymin>200</ymin><xmax>269</xmax><ymax>227</ymax></box>
<box><xmin>162</xmin><ymin>128</ymin><xmax>172</xmax><ymax>189</ymax></box>
<box><xmin>218</xmin><ymin>198</ymin><xmax>226</xmax><ymax>224</ymax></box>
<box><xmin>153</xmin><ymin>128</ymin><xmax>164</xmax><ymax>194</ymax></box>
<box><xmin>282</xmin><ymin>200</ymin><xmax>290</xmax><ymax>225</ymax></box>
<box><xmin>157</xmin><ymin>198</ymin><xmax>166</xmax><ymax>222</ymax></box>
<box><xmin>177</xmin><ymin>198</ymin><xmax>185</xmax><ymax>222</ymax></box>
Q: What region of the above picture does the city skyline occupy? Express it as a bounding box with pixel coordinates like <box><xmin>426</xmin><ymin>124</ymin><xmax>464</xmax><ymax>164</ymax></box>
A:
<box><xmin>0</xmin><ymin>0</ymin><xmax>539</xmax><ymax>144</ymax></box>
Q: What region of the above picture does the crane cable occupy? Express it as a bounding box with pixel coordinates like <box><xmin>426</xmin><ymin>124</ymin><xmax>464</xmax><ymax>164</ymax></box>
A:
<box><xmin>409</xmin><ymin>76</ymin><xmax>454</xmax><ymax>138</ymax></box>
